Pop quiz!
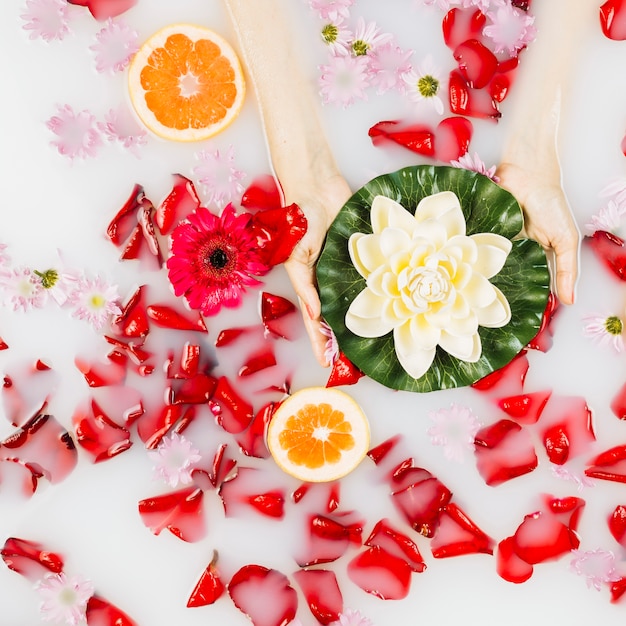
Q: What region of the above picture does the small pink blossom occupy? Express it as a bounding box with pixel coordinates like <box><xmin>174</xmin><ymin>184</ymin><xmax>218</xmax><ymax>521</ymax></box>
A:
<box><xmin>309</xmin><ymin>0</ymin><xmax>354</xmax><ymax>21</ymax></box>
<box><xmin>0</xmin><ymin>267</ymin><xmax>47</xmax><ymax>311</ymax></box>
<box><xmin>451</xmin><ymin>151</ymin><xmax>499</xmax><ymax>182</ymax></box>
<box><xmin>149</xmin><ymin>432</ymin><xmax>202</xmax><ymax>488</ymax></box>
<box><xmin>418</xmin><ymin>0</ymin><xmax>457</xmax><ymax>11</ymax></box>
<box><xmin>35</xmin><ymin>572</ymin><xmax>94</xmax><ymax>625</ymax></box>
<box><xmin>0</xmin><ymin>243</ymin><xmax>10</xmax><ymax>267</ymax></box>
<box><xmin>599</xmin><ymin>178</ymin><xmax>626</xmax><ymax>208</ymax></box>
<box><xmin>459</xmin><ymin>0</ymin><xmax>491</xmax><ymax>11</ymax></box>
<box><xmin>403</xmin><ymin>54</ymin><xmax>446</xmax><ymax>115</ymax></box>
<box><xmin>367</xmin><ymin>42</ymin><xmax>414</xmax><ymax>95</ymax></box>
<box><xmin>33</xmin><ymin>266</ymin><xmax>79</xmax><ymax>306</ymax></box>
<box><xmin>551</xmin><ymin>465</ymin><xmax>596</xmax><ymax>492</ymax></box>
<box><xmin>192</xmin><ymin>145</ymin><xmax>247</xmax><ymax>208</ymax></box>
<box><xmin>320</xmin><ymin>320</ymin><xmax>339</xmax><ymax>365</ymax></box>
<box><xmin>46</xmin><ymin>104</ymin><xmax>102</xmax><ymax>161</ymax></box>
<box><xmin>319</xmin><ymin>54</ymin><xmax>370</xmax><ymax>108</ymax></box>
<box><xmin>428</xmin><ymin>403</ymin><xmax>481</xmax><ymax>462</ymax></box>
<box><xmin>67</xmin><ymin>275</ymin><xmax>121</xmax><ymax>330</ymax></box>
<box><xmin>21</xmin><ymin>0</ymin><xmax>72</xmax><ymax>42</ymax></box>
<box><xmin>98</xmin><ymin>103</ymin><xmax>148</xmax><ymax>156</ymax></box>
<box><xmin>584</xmin><ymin>199</ymin><xmax>626</xmax><ymax>236</ymax></box>
<box><xmin>330</xmin><ymin>609</ymin><xmax>374</xmax><ymax>626</ymax></box>
<box><xmin>483</xmin><ymin>2</ymin><xmax>537</xmax><ymax>56</ymax></box>
<box><xmin>350</xmin><ymin>17</ymin><xmax>393</xmax><ymax>58</ymax></box>
<box><xmin>570</xmin><ymin>548</ymin><xmax>621</xmax><ymax>591</ymax></box>
<box><xmin>582</xmin><ymin>313</ymin><xmax>624</xmax><ymax>353</ymax></box>
<box><xmin>90</xmin><ymin>18</ymin><xmax>139</xmax><ymax>73</ymax></box>
<box><xmin>320</xmin><ymin>18</ymin><xmax>352</xmax><ymax>56</ymax></box>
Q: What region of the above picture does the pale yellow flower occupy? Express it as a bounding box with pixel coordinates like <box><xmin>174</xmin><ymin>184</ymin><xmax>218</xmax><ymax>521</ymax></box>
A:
<box><xmin>345</xmin><ymin>192</ymin><xmax>512</xmax><ymax>379</ymax></box>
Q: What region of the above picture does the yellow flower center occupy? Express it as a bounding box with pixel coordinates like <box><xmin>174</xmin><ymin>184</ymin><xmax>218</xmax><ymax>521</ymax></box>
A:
<box><xmin>418</xmin><ymin>74</ymin><xmax>439</xmax><ymax>98</ymax></box>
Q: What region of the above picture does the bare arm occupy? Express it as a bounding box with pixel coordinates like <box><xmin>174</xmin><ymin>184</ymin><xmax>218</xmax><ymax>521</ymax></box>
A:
<box><xmin>497</xmin><ymin>0</ymin><xmax>597</xmax><ymax>304</ymax></box>
<box><xmin>222</xmin><ymin>0</ymin><xmax>351</xmax><ymax>366</ymax></box>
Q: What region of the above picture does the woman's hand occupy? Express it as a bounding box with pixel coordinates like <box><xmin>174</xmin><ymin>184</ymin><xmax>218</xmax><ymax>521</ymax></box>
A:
<box><xmin>283</xmin><ymin>175</ymin><xmax>352</xmax><ymax>366</ymax></box>
<box><xmin>496</xmin><ymin>162</ymin><xmax>579</xmax><ymax>305</ymax></box>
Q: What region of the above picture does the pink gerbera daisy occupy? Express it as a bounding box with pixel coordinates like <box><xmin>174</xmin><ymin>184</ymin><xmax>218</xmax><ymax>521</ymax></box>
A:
<box><xmin>90</xmin><ymin>18</ymin><xmax>139</xmax><ymax>73</ymax></box>
<box><xmin>149</xmin><ymin>432</ymin><xmax>202</xmax><ymax>488</ymax></box>
<box><xmin>166</xmin><ymin>204</ymin><xmax>270</xmax><ymax>316</ymax></box>
<box><xmin>350</xmin><ymin>17</ymin><xmax>393</xmax><ymax>57</ymax></box>
<box><xmin>427</xmin><ymin>403</ymin><xmax>481</xmax><ymax>462</ymax></box>
<box><xmin>582</xmin><ymin>313</ymin><xmax>624</xmax><ymax>353</ymax></box>
<box><xmin>319</xmin><ymin>54</ymin><xmax>370</xmax><ymax>108</ymax></box>
<box><xmin>483</xmin><ymin>2</ymin><xmax>537</xmax><ymax>56</ymax></box>
<box><xmin>584</xmin><ymin>199</ymin><xmax>626</xmax><ymax>236</ymax></box>
<box><xmin>192</xmin><ymin>145</ymin><xmax>247</xmax><ymax>208</ymax></box>
<box><xmin>98</xmin><ymin>103</ymin><xmax>148</xmax><ymax>156</ymax></box>
<box><xmin>320</xmin><ymin>18</ymin><xmax>352</xmax><ymax>56</ymax></box>
<box><xmin>367</xmin><ymin>42</ymin><xmax>414</xmax><ymax>95</ymax></box>
<box><xmin>21</xmin><ymin>0</ymin><xmax>72</xmax><ymax>42</ymax></box>
<box><xmin>570</xmin><ymin>549</ymin><xmax>621</xmax><ymax>591</ymax></box>
<box><xmin>0</xmin><ymin>267</ymin><xmax>47</xmax><ymax>311</ymax></box>
<box><xmin>451</xmin><ymin>151</ymin><xmax>499</xmax><ymax>181</ymax></box>
<box><xmin>35</xmin><ymin>572</ymin><xmax>94</xmax><ymax>625</ymax></box>
<box><xmin>46</xmin><ymin>104</ymin><xmax>102</xmax><ymax>160</ymax></box>
<box><xmin>309</xmin><ymin>0</ymin><xmax>354</xmax><ymax>21</ymax></box>
<box><xmin>330</xmin><ymin>609</ymin><xmax>374</xmax><ymax>626</ymax></box>
<box><xmin>67</xmin><ymin>275</ymin><xmax>121</xmax><ymax>330</ymax></box>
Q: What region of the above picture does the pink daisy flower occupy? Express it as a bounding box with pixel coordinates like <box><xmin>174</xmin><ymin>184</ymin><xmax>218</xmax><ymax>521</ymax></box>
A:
<box><xmin>367</xmin><ymin>42</ymin><xmax>414</xmax><ymax>95</ymax></box>
<box><xmin>599</xmin><ymin>178</ymin><xmax>626</xmax><ymax>208</ymax></box>
<box><xmin>582</xmin><ymin>313</ymin><xmax>624</xmax><ymax>353</ymax></box>
<box><xmin>450</xmin><ymin>151</ymin><xmax>499</xmax><ymax>181</ymax></box>
<box><xmin>330</xmin><ymin>609</ymin><xmax>374</xmax><ymax>626</ymax></box>
<box><xmin>90</xmin><ymin>18</ymin><xmax>139</xmax><ymax>73</ymax></box>
<box><xmin>67</xmin><ymin>275</ymin><xmax>121</xmax><ymax>330</ymax></box>
<box><xmin>551</xmin><ymin>465</ymin><xmax>595</xmax><ymax>492</ymax></box>
<box><xmin>403</xmin><ymin>54</ymin><xmax>446</xmax><ymax>115</ymax></box>
<box><xmin>460</xmin><ymin>0</ymin><xmax>491</xmax><ymax>11</ymax></box>
<box><xmin>149</xmin><ymin>432</ymin><xmax>202</xmax><ymax>488</ymax></box>
<box><xmin>350</xmin><ymin>17</ymin><xmax>393</xmax><ymax>58</ymax></box>
<box><xmin>319</xmin><ymin>54</ymin><xmax>370</xmax><ymax>108</ymax></box>
<box><xmin>192</xmin><ymin>145</ymin><xmax>247</xmax><ymax>208</ymax></box>
<box><xmin>33</xmin><ymin>266</ymin><xmax>79</xmax><ymax>306</ymax></box>
<box><xmin>320</xmin><ymin>319</ymin><xmax>339</xmax><ymax>365</ymax></box>
<box><xmin>427</xmin><ymin>403</ymin><xmax>481</xmax><ymax>462</ymax></box>
<box><xmin>166</xmin><ymin>204</ymin><xmax>269</xmax><ymax>317</ymax></box>
<box><xmin>0</xmin><ymin>267</ymin><xmax>47</xmax><ymax>311</ymax></box>
<box><xmin>320</xmin><ymin>18</ymin><xmax>352</xmax><ymax>56</ymax></box>
<box><xmin>483</xmin><ymin>2</ymin><xmax>537</xmax><ymax>56</ymax></box>
<box><xmin>309</xmin><ymin>0</ymin><xmax>354</xmax><ymax>21</ymax></box>
<box><xmin>570</xmin><ymin>549</ymin><xmax>621</xmax><ymax>591</ymax></box>
<box><xmin>21</xmin><ymin>0</ymin><xmax>72</xmax><ymax>42</ymax></box>
<box><xmin>35</xmin><ymin>572</ymin><xmax>94</xmax><ymax>625</ymax></box>
<box><xmin>46</xmin><ymin>104</ymin><xmax>102</xmax><ymax>161</ymax></box>
<box><xmin>584</xmin><ymin>199</ymin><xmax>626</xmax><ymax>236</ymax></box>
<box><xmin>98</xmin><ymin>103</ymin><xmax>148</xmax><ymax>156</ymax></box>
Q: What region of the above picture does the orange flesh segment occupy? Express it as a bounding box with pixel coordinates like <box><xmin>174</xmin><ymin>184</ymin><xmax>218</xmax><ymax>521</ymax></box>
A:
<box><xmin>277</xmin><ymin>403</ymin><xmax>355</xmax><ymax>469</ymax></box>
<box><xmin>139</xmin><ymin>33</ymin><xmax>237</xmax><ymax>131</ymax></box>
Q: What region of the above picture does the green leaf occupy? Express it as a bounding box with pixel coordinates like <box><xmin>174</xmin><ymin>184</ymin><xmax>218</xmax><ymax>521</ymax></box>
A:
<box><xmin>316</xmin><ymin>165</ymin><xmax>550</xmax><ymax>392</ymax></box>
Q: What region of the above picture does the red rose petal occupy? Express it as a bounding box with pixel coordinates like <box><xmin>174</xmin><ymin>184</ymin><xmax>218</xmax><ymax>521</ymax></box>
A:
<box><xmin>187</xmin><ymin>551</ymin><xmax>225</xmax><ymax>607</ymax></box>
<box><xmin>138</xmin><ymin>200</ymin><xmax>163</xmax><ymax>266</ymax></box>
<box><xmin>292</xmin><ymin>481</ymin><xmax>340</xmax><ymax>513</ymax></box>
<box><xmin>227</xmin><ymin>564</ymin><xmax>298</xmax><ymax>626</ymax></box>
<box><xmin>610</xmin><ymin>577</ymin><xmax>626</xmax><ymax>603</ymax></box>
<box><xmin>488</xmin><ymin>72</ymin><xmax>511</xmax><ymax>103</ymax></box>
<box><xmin>66</xmin><ymin>0</ymin><xmax>137</xmax><ymax>20</ymax></box>
<box><xmin>136</xmin><ymin>404</ymin><xmax>189</xmax><ymax>449</ymax></box>
<box><xmin>165</xmin><ymin>342</ymin><xmax>205</xmax><ymax>379</ymax></box>
<box><xmin>600</xmin><ymin>0</ymin><xmax>626</xmax><ymax>40</ymax></box>
<box><xmin>219</xmin><ymin>466</ymin><xmax>285</xmax><ymax>519</ymax></box>
<box><xmin>238</xmin><ymin>347</ymin><xmax>277</xmax><ymax>377</ymax></box>
<box><xmin>168</xmin><ymin>374</ymin><xmax>217</xmax><ymax>405</ymax></box>
<box><xmin>496</xmin><ymin>536</ymin><xmax>534</xmax><ymax>584</ymax></box>
<box><xmin>72</xmin><ymin>399</ymin><xmax>132</xmax><ymax>462</ymax></box>
<box><xmin>260</xmin><ymin>292</ymin><xmax>299</xmax><ymax>339</ymax></box>
<box><xmin>347</xmin><ymin>545</ymin><xmax>413</xmax><ymax>600</ymax></box>
<box><xmin>449</xmin><ymin>70</ymin><xmax>501</xmax><ymax>121</ymax></box>
<box><xmin>497</xmin><ymin>390</ymin><xmax>552</xmax><ymax>425</ymax></box>
<box><xmin>210</xmin><ymin>377</ymin><xmax>254</xmax><ymax>434</ymax></box>
<box><xmin>104</xmin><ymin>336</ymin><xmax>152</xmax><ymax>369</ymax></box>
<box><xmin>0</xmin><ymin>337</ymin><xmax>9</xmax><ymax>350</ymax></box>
<box><xmin>251</xmin><ymin>203</ymin><xmax>307</xmax><ymax>268</ymax></box>
<box><xmin>611</xmin><ymin>382</ymin><xmax>626</xmax><ymax>420</ymax></box>
<box><xmin>435</xmin><ymin>116</ymin><xmax>473</xmax><ymax>162</ymax></box>
<box><xmin>430</xmin><ymin>502</ymin><xmax>494</xmax><ymax>558</ymax></box>
<box><xmin>527</xmin><ymin>291</ymin><xmax>560</xmax><ymax>352</ymax></box>
<box><xmin>471</xmin><ymin>351</ymin><xmax>529</xmax><ymax>395</ymax></box>
<box><xmin>106</xmin><ymin>183</ymin><xmax>145</xmax><ymax>246</ymax></box>
<box><xmin>585</xmin><ymin>230</ymin><xmax>626</xmax><ymax>280</ymax></box>
<box><xmin>538</xmin><ymin>396</ymin><xmax>595</xmax><ymax>464</ymax></box>
<box><xmin>236</xmin><ymin>402</ymin><xmax>275</xmax><ymax>459</ymax></box>
<box><xmin>1</xmin><ymin>537</ymin><xmax>64</xmax><ymax>581</ymax></box>
<box><xmin>474</xmin><ymin>419</ymin><xmax>537</xmax><ymax>486</ymax></box>
<box><xmin>215</xmin><ymin>326</ymin><xmax>258</xmax><ymax>347</ymax></box>
<box><xmin>442</xmin><ymin>8</ymin><xmax>487</xmax><ymax>50</ymax></box>
<box><xmin>85</xmin><ymin>594</ymin><xmax>137</xmax><ymax>626</ymax></box>
<box><xmin>241</xmin><ymin>175</ymin><xmax>282</xmax><ymax>212</ymax></box>
<box><xmin>113</xmin><ymin>285</ymin><xmax>150</xmax><ymax>337</ymax></box>
<box><xmin>138</xmin><ymin>486</ymin><xmax>206</xmax><ymax>542</ymax></box>
<box><xmin>146</xmin><ymin>303</ymin><xmax>208</xmax><ymax>333</ymax></box>
<box><xmin>1</xmin><ymin>413</ymin><xmax>78</xmax><ymax>490</ymax></box>
<box><xmin>453</xmin><ymin>38</ymin><xmax>498</xmax><ymax>89</ymax></box>
<box><xmin>191</xmin><ymin>443</ymin><xmax>237</xmax><ymax>490</ymax></box>
<box><xmin>292</xmin><ymin>568</ymin><xmax>343</xmax><ymax>625</ymax></box>
<box><xmin>156</xmin><ymin>173</ymin><xmax>200</xmax><ymax>235</ymax></box>
<box><xmin>326</xmin><ymin>352</ymin><xmax>364</xmax><ymax>388</ymax></box>
<box><xmin>608</xmin><ymin>504</ymin><xmax>626</xmax><ymax>548</ymax></box>
<box><xmin>368</xmin><ymin>120</ymin><xmax>435</xmax><ymax>157</ymax></box>
<box><xmin>365</xmin><ymin>518</ymin><xmax>426</xmax><ymax>573</ymax></box>
<box><xmin>585</xmin><ymin>444</ymin><xmax>626</xmax><ymax>483</ymax></box>
<box><xmin>75</xmin><ymin>354</ymin><xmax>127</xmax><ymax>388</ymax></box>
<box><xmin>391</xmin><ymin>466</ymin><xmax>453</xmax><ymax>537</ymax></box>
<box><xmin>544</xmin><ymin>495</ymin><xmax>585</xmax><ymax>531</ymax></box>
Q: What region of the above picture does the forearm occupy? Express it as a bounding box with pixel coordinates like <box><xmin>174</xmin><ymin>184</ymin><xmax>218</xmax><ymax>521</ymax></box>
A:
<box><xmin>221</xmin><ymin>0</ymin><xmax>341</xmax><ymax>204</ymax></box>
<box><xmin>501</xmin><ymin>0</ymin><xmax>597</xmax><ymax>179</ymax></box>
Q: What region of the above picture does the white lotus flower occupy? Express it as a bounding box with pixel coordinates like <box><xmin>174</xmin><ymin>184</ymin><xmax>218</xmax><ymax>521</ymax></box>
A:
<box><xmin>345</xmin><ymin>192</ymin><xmax>512</xmax><ymax>379</ymax></box>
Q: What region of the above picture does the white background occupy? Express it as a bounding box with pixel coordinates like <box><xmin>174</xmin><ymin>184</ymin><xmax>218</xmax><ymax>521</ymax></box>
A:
<box><xmin>1</xmin><ymin>1</ymin><xmax>626</xmax><ymax>625</ymax></box>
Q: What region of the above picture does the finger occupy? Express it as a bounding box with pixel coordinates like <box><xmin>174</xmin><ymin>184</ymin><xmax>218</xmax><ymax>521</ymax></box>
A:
<box><xmin>552</xmin><ymin>231</ymin><xmax>580</xmax><ymax>305</ymax></box>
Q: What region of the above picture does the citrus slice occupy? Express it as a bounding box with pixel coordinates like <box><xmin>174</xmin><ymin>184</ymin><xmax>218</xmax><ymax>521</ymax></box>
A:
<box><xmin>128</xmin><ymin>23</ymin><xmax>245</xmax><ymax>142</ymax></box>
<box><xmin>267</xmin><ymin>387</ymin><xmax>370</xmax><ymax>483</ymax></box>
